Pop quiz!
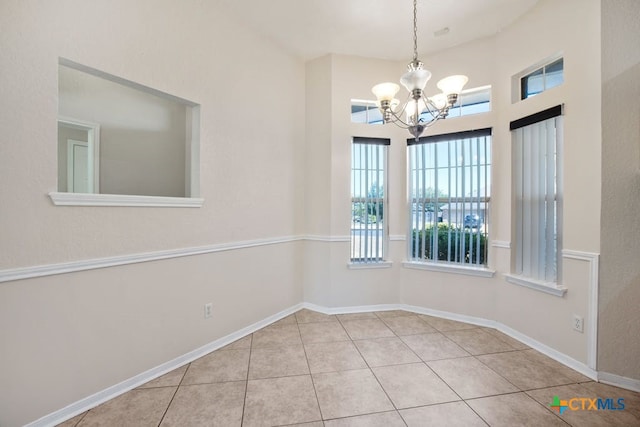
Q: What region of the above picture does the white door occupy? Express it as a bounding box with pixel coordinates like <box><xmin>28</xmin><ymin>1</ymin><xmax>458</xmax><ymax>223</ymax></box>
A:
<box><xmin>67</xmin><ymin>139</ymin><xmax>92</xmax><ymax>193</ymax></box>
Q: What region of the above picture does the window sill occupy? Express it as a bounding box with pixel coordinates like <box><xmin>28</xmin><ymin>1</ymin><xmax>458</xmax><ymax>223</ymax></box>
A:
<box><xmin>48</xmin><ymin>192</ymin><xmax>204</xmax><ymax>208</ymax></box>
<box><xmin>402</xmin><ymin>261</ymin><xmax>495</xmax><ymax>278</ymax></box>
<box><xmin>504</xmin><ymin>274</ymin><xmax>567</xmax><ymax>297</ymax></box>
<box><xmin>348</xmin><ymin>261</ymin><xmax>393</xmax><ymax>270</ymax></box>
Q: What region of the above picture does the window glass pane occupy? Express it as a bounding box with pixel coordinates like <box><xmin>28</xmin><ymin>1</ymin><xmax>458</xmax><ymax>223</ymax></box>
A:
<box><xmin>545</xmin><ymin>58</ymin><xmax>564</xmax><ymax>91</ymax></box>
<box><xmin>520</xmin><ymin>58</ymin><xmax>564</xmax><ymax>100</ymax></box>
<box><xmin>522</xmin><ymin>68</ymin><xmax>544</xmax><ymax>99</ymax></box>
<box><xmin>351</xmin><ymin>101</ymin><xmax>383</xmax><ymax>124</ymax></box>
<box><xmin>408</xmin><ymin>133</ymin><xmax>491</xmax><ymax>266</ymax></box>
<box><xmin>459</xmin><ymin>87</ymin><xmax>491</xmax><ymax>116</ymax></box>
<box><xmin>351</xmin><ymin>104</ymin><xmax>369</xmax><ymax>124</ymax></box>
<box><xmin>366</xmin><ymin>106</ymin><xmax>384</xmax><ymax>124</ymax></box>
<box><xmin>351</xmin><ymin>140</ymin><xmax>387</xmax><ymax>262</ymax></box>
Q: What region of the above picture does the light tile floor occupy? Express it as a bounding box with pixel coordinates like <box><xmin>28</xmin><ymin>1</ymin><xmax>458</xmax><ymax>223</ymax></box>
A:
<box><xmin>58</xmin><ymin>309</ymin><xmax>640</xmax><ymax>427</ymax></box>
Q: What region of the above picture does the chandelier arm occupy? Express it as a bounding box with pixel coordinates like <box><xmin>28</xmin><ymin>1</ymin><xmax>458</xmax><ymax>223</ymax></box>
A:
<box><xmin>385</xmin><ymin>109</ymin><xmax>413</xmax><ymax>128</ymax></box>
<box><xmin>419</xmin><ymin>94</ymin><xmax>451</xmax><ymax>121</ymax></box>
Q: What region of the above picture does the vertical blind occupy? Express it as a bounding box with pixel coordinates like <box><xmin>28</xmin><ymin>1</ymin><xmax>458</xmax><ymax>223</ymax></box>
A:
<box><xmin>407</xmin><ymin>129</ymin><xmax>492</xmax><ymax>266</ymax></box>
<box><xmin>351</xmin><ymin>138</ymin><xmax>389</xmax><ymax>262</ymax></box>
<box><xmin>512</xmin><ymin>106</ymin><xmax>563</xmax><ymax>282</ymax></box>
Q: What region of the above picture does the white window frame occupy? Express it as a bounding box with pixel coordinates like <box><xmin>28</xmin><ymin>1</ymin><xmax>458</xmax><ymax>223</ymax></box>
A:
<box><xmin>506</xmin><ymin>105</ymin><xmax>565</xmax><ymax>296</ymax></box>
<box><xmin>512</xmin><ymin>53</ymin><xmax>564</xmax><ymax>103</ymax></box>
<box><xmin>350</xmin><ymin>137</ymin><xmax>389</xmax><ymax>264</ymax></box>
<box><xmin>406</xmin><ymin>129</ymin><xmax>493</xmax><ymax>274</ymax></box>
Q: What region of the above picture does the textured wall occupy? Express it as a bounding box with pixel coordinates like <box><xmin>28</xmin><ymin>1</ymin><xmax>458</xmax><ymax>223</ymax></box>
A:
<box><xmin>599</xmin><ymin>0</ymin><xmax>640</xmax><ymax>380</ymax></box>
<box><xmin>0</xmin><ymin>1</ymin><xmax>305</xmax><ymax>425</ymax></box>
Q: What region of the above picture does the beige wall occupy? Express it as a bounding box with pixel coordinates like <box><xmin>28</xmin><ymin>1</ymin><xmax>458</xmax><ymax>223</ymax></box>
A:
<box><xmin>0</xmin><ymin>0</ymin><xmax>304</xmax><ymax>269</ymax></box>
<box><xmin>0</xmin><ymin>0</ymin><xmax>305</xmax><ymax>425</ymax></box>
<box><xmin>599</xmin><ymin>0</ymin><xmax>640</xmax><ymax>380</ymax></box>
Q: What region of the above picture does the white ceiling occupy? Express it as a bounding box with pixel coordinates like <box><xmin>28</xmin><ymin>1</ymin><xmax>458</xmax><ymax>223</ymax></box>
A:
<box><xmin>218</xmin><ymin>0</ymin><xmax>539</xmax><ymax>62</ymax></box>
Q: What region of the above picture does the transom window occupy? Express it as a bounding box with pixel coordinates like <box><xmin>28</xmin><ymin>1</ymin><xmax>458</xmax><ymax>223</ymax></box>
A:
<box><xmin>520</xmin><ymin>57</ymin><xmax>564</xmax><ymax>100</ymax></box>
<box><xmin>351</xmin><ymin>138</ymin><xmax>388</xmax><ymax>263</ymax></box>
<box><xmin>351</xmin><ymin>86</ymin><xmax>491</xmax><ymax>125</ymax></box>
<box><xmin>408</xmin><ymin>129</ymin><xmax>492</xmax><ymax>267</ymax></box>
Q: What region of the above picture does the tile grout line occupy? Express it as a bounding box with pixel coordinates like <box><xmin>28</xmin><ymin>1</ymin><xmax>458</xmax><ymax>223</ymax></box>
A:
<box><xmin>343</xmin><ymin>312</ymin><xmax>409</xmax><ymax>426</ymax></box>
<box><xmin>155</xmin><ymin>363</ymin><xmax>190</xmax><ymax>426</ymax></box>
<box><xmin>295</xmin><ymin>310</ymin><xmax>325</xmax><ymax>424</ymax></box>
<box><xmin>240</xmin><ymin>334</ymin><xmax>253</xmax><ymax>427</ymax></box>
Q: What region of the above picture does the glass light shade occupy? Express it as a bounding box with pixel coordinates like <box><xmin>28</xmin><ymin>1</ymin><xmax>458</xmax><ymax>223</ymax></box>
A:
<box><xmin>405</xmin><ymin>98</ymin><xmax>427</xmax><ymax>122</ymax></box>
<box><xmin>436</xmin><ymin>75</ymin><xmax>469</xmax><ymax>95</ymax></box>
<box><xmin>372</xmin><ymin>82</ymin><xmax>400</xmax><ymax>102</ymax></box>
<box><xmin>428</xmin><ymin>93</ymin><xmax>448</xmax><ymax>110</ymax></box>
<box><xmin>400</xmin><ymin>68</ymin><xmax>432</xmax><ymax>92</ymax></box>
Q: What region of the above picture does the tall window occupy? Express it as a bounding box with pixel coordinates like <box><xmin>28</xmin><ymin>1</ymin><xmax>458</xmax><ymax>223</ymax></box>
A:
<box><xmin>408</xmin><ymin>129</ymin><xmax>491</xmax><ymax>267</ymax></box>
<box><xmin>351</xmin><ymin>138</ymin><xmax>388</xmax><ymax>262</ymax></box>
<box><xmin>511</xmin><ymin>105</ymin><xmax>563</xmax><ymax>283</ymax></box>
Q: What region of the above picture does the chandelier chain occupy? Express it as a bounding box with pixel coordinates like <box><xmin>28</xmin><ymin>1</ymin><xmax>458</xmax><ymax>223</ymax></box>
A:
<box><xmin>412</xmin><ymin>0</ymin><xmax>418</xmax><ymax>62</ymax></box>
<box><xmin>371</xmin><ymin>0</ymin><xmax>468</xmax><ymax>139</ymax></box>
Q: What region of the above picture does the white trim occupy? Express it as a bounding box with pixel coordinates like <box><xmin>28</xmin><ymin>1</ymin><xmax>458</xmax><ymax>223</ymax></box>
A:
<box><xmin>402</xmin><ymin>304</ymin><xmax>496</xmax><ymax>328</ymax></box>
<box><xmin>304</xmin><ymin>235</ymin><xmax>351</xmax><ymax>242</ymax></box>
<box><xmin>598</xmin><ymin>372</ymin><xmax>640</xmax><ymax>393</ymax></box>
<box><xmin>491</xmin><ymin>240</ymin><xmax>511</xmax><ymax>249</ymax></box>
<box><xmin>402</xmin><ymin>261</ymin><xmax>495</xmax><ymax>278</ymax></box>
<box><xmin>347</xmin><ymin>261</ymin><xmax>393</xmax><ymax>270</ymax></box>
<box><xmin>26</xmin><ymin>303</ymin><xmax>305</xmax><ymax>427</ymax></box>
<box><xmin>389</xmin><ymin>235</ymin><xmax>406</xmax><ymax>241</ymax></box>
<box><xmin>302</xmin><ymin>302</ymin><xmax>402</xmax><ymax>315</ymax></box>
<box><xmin>59</xmin><ymin>116</ymin><xmax>101</xmax><ymax>194</ymax></box>
<box><xmin>0</xmin><ymin>236</ymin><xmax>303</xmax><ymax>283</ymax></box>
<box><xmin>48</xmin><ymin>192</ymin><xmax>205</xmax><ymax>207</ymax></box>
<box><xmin>504</xmin><ymin>273</ymin><xmax>568</xmax><ymax>297</ymax></box>
<box><xmin>562</xmin><ymin>249</ymin><xmax>599</xmax><ymax>370</ymax></box>
<box><xmin>497</xmin><ymin>322</ymin><xmax>597</xmax><ymax>380</ymax></box>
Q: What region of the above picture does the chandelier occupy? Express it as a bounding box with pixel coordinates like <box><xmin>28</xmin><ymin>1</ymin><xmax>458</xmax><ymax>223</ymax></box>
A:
<box><xmin>371</xmin><ymin>0</ymin><xmax>468</xmax><ymax>140</ymax></box>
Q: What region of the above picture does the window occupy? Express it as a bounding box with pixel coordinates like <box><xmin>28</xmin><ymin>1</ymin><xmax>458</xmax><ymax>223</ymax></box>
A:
<box><xmin>351</xmin><ymin>86</ymin><xmax>491</xmax><ymax>124</ymax></box>
<box><xmin>53</xmin><ymin>58</ymin><xmax>201</xmax><ymax>207</ymax></box>
<box><xmin>350</xmin><ymin>100</ymin><xmax>383</xmax><ymax>124</ymax></box>
<box><xmin>443</xmin><ymin>85</ymin><xmax>492</xmax><ymax>118</ymax></box>
<box><xmin>511</xmin><ymin>106</ymin><xmax>563</xmax><ymax>284</ymax></box>
<box><xmin>351</xmin><ymin>138</ymin><xmax>388</xmax><ymax>262</ymax></box>
<box><xmin>520</xmin><ymin>58</ymin><xmax>564</xmax><ymax>100</ymax></box>
<box><xmin>408</xmin><ymin>129</ymin><xmax>491</xmax><ymax>268</ymax></box>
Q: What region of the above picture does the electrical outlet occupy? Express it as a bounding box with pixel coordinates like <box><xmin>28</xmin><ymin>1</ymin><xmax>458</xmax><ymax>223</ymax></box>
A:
<box><xmin>204</xmin><ymin>303</ymin><xmax>213</xmax><ymax>319</ymax></box>
<box><xmin>572</xmin><ymin>315</ymin><xmax>584</xmax><ymax>333</ymax></box>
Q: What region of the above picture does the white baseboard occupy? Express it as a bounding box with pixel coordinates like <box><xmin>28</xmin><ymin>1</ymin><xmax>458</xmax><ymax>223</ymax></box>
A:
<box><xmin>402</xmin><ymin>304</ymin><xmax>497</xmax><ymax>328</ymax></box>
<box><xmin>26</xmin><ymin>303</ymin><xmax>304</xmax><ymax>427</ymax></box>
<box><xmin>302</xmin><ymin>302</ymin><xmax>402</xmax><ymax>315</ymax></box>
<box><xmin>497</xmin><ymin>323</ymin><xmax>597</xmax><ymax>380</ymax></box>
<box><xmin>598</xmin><ymin>371</ymin><xmax>640</xmax><ymax>392</ymax></box>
